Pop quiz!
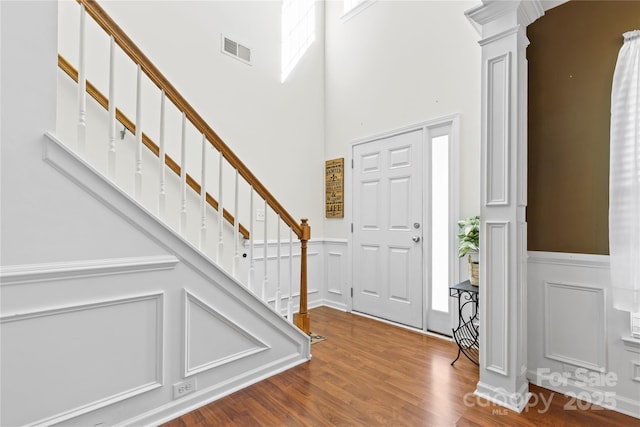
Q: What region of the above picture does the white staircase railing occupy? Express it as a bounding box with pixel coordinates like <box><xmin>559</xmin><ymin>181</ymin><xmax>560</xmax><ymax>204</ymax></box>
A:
<box><xmin>58</xmin><ymin>0</ymin><xmax>311</xmax><ymax>334</ymax></box>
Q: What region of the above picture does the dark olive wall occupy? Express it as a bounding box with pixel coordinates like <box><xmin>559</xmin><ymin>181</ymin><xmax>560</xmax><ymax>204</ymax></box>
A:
<box><xmin>527</xmin><ymin>0</ymin><xmax>640</xmax><ymax>255</ymax></box>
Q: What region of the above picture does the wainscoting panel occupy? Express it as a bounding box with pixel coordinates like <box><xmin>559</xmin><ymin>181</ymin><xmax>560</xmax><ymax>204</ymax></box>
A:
<box><xmin>324</xmin><ymin>239</ymin><xmax>349</xmax><ymax>311</ymax></box>
<box><xmin>485</xmin><ymin>52</ymin><xmax>511</xmax><ymax>207</ymax></box>
<box><xmin>184</xmin><ymin>291</ymin><xmax>269</xmax><ymax>377</ymax></box>
<box><xmin>518</xmin><ymin>222</ymin><xmax>528</xmax><ymax>377</ymax></box>
<box><xmin>544</xmin><ymin>280</ymin><xmax>606</xmax><ymax>371</ymax></box>
<box><xmin>528</xmin><ymin>252</ymin><xmax>640</xmax><ymax>419</ymax></box>
<box><xmin>242</xmin><ymin>239</ymin><xmax>350</xmax><ymax>313</ymax></box>
<box><xmin>246</xmin><ymin>240</ymin><xmax>326</xmax><ymax>312</ymax></box>
<box><xmin>484</xmin><ymin>220</ymin><xmax>510</xmax><ymax>376</ymax></box>
<box><xmin>0</xmin><ymin>293</ymin><xmax>163</xmax><ymax>426</ymax></box>
<box><xmin>632</xmin><ymin>361</ymin><xmax>640</xmax><ymax>383</ymax></box>
<box><xmin>327</xmin><ymin>251</ymin><xmax>344</xmax><ymax>296</ymax></box>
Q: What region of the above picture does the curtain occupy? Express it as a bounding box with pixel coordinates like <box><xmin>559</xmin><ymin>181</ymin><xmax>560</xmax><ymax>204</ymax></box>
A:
<box><xmin>610</xmin><ymin>30</ymin><xmax>640</xmax><ymax>314</ymax></box>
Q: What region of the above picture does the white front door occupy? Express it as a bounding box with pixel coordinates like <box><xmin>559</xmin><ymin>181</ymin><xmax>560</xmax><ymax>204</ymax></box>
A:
<box><xmin>352</xmin><ymin>129</ymin><xmax>423</xmax><ymax>328</ymax></box>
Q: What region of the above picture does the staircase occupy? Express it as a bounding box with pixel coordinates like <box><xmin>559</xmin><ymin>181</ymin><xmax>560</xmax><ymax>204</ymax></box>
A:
<box><xmin>57</xmin><ymin>0</ymin><xmax>312</xmax><ymax>333</ymax></box>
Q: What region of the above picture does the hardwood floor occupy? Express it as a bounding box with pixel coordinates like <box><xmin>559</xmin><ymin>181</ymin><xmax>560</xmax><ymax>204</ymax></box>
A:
<box><xmin>162</xmin><ymin>306</ymin><xmax>637</xmax><ymax>426</ymax></box>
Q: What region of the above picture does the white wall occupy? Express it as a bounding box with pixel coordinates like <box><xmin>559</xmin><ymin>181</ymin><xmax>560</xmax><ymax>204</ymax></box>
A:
<box><xmin>323</xmin><ymin>0</ymin><xmax>481</xmax><ymax>238</ymax></box>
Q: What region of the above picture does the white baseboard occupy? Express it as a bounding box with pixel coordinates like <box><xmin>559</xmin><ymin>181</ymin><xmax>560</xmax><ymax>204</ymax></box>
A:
<box><xmin>118</xmin><ymin>355</ymin><xmax>309</xmax><ymax>427</ymax></box>
<box><xmin>320</xmin><ymin>299</ymin><xmax>348</xmax><ymax>312</ymax></box>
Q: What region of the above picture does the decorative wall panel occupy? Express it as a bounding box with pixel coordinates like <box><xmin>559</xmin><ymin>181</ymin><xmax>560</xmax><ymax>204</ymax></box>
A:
<box><xmin>184</xmin><ymin>291</ymin><xmax>269</xmax><ymax>377</ymax></box>
<box><xmin>327</xmin><ymin>251</ymin><xmax>344</xmax><ymax>296</ymax></box>
<box><xmin>484</xmin><ymin>220</ymin><xmax>509</xmax><ymax>375</ymax></box>
<box><xmin>0</xmin><ymin>293</ymin><xmax>164</xmax><ymax>426</ymax></box>
<box><xmin>544</xmin><ymin>281</ymin><xmax>606</xmax><ymax>371</ymax></box>
<box><xmin>485</xmin><ymin>53</ymin><xmax>511</xmax><ymax>206</ymax></box>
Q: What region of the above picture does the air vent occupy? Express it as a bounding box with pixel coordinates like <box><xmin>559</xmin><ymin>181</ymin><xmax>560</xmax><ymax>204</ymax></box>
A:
<box><xmin>222</xmin><ymin>35</ymin><xmax>251</xmax><ymax>65</ymax></box>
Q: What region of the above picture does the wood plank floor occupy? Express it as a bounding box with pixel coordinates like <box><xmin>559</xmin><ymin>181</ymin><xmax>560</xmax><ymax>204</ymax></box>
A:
<box><xmin>163</xmin><ymin>306</ymin><xmax>637</xmax><ymax>426</ymax></box>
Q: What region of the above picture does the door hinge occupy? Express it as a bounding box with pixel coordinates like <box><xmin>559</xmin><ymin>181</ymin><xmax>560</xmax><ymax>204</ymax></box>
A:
<box><xmin>351</xmin><ymin>158</ymin><xmax>354</xmax><ymax>169</ymax></box>
<box><xmin>351</xmin><ymin>288</ymin><xmax>353</xmax><ymax>297</ymax></box>
<box><xmin>351</xmin><ymin>223</ymin><xmax>353</xmax><ymax>233</ymax></box>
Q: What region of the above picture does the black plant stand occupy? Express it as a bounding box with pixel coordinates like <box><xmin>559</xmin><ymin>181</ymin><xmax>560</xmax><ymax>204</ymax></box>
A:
<box><xmin>449</xmin><ymin>280</ymin><xmax>479</xmax><ymax>366</ymax></box>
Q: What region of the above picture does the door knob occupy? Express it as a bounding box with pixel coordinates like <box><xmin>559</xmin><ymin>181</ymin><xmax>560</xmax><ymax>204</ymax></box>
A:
<box><xmin>412</xmin><ymin>235</ymin><xmax>421</xmax><ymax>243</ymax></box>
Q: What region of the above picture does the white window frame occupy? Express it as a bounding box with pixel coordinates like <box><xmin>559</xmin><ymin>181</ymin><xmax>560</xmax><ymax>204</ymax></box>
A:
<box><xmin>342</xmin><ymin>0</ymin><xmax>376</xmax><ymax>22</ymax></box>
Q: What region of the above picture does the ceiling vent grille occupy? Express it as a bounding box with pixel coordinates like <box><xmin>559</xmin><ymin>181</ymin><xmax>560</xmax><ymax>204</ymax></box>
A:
<box><xmin>222</xmin><ymin>35</ymin><xmax>251</xmax><ymax>65</ymax></box>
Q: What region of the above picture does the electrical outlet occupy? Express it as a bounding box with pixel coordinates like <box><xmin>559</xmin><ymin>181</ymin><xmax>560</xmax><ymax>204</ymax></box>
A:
<box><xmin>256</xmin><ymin>208</ymin><xmax>265</xmax><ymax>221</ymax></box>
<box><xmin>173</xmin><ymin>378</ymin><xmax>197</xmax><ymax>399</ymax></box>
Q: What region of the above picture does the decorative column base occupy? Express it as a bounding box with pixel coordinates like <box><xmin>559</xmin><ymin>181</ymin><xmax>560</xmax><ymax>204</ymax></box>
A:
<box><xmin>475</xmin><ymin>380</ymin><xmax>532</xmax><ymax>413</ymax></box>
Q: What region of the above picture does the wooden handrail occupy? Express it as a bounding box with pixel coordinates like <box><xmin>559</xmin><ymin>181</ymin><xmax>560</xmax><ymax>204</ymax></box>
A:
<box><xmin>76</xmin><ymin>0</ymin><xmax>302</xmax><ymax>239</ymax></box>
<box><xmin>58</xmin><ymin>54</ymin><xmax>250</xmax><ymax>240</ymax></box>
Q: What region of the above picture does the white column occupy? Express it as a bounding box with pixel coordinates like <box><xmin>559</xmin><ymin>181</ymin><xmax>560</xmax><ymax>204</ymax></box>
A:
<box><xmin>217</xmin><ymin>152</ymin><xmax>224</xmax><ymax>263</ymax></box>
<box><xmin>179</xmin><ymin>113</ymin><xmax>187</xmax><ymax>234</ymax></box>
<box><xmin>107</xmin><ymin>36</ymin><xmax>116</xmax><ymax>179</ymax></box>
<box><xmin>233</xmin><ymin>170</ymin><xmax>240</xmax><ymax>278</ymax></box>
<box><xmin>200</xmin><ymin>134</ymin><xmax>207</xmax><ymax>250</ymax></box>
<box><xmin>262</xmin><ymin>199</ymin><xmax>268</xmax><ymax>301</ymax></box>
<box><xmin>465</xmin><ymin>0</ymin><xmax>544</xmax><ymax>413</ymax></box>
<box><xmin>275</xmin><ymin>215</ymin><xmax>282</xmax><ymax>314</ymax></box>
<box><xmin>248</xmin><ymin>186</ymin><xmax>255</xmax><ymax>293</ymax></box>
<box><xmin>158</xmin><ymin>91</ymin><xmax>166</xmax><ymax>219</ymax></box>
<box><xmin>77</xmin><ymin>3</ymin><xmax>87</xmax><ymax>154</ymax></box>
<box><xmin>288</xmin><ymin>228</ymin><xmax>293</xmax><ymax>322</ymax></box>
<box><xmin>134</xmin><ymin>65</ymin><xmax>143</xmax><ymax>200</ymax></box>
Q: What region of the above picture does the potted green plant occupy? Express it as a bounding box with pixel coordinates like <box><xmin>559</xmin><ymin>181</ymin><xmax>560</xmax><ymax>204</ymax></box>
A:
<box><xmin>457</xmin><ymin>215</ymin><xmax>480</xmax><ymax>286</ymax></box>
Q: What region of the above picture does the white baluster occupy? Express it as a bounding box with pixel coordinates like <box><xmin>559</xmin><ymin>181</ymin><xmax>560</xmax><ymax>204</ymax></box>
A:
<box><xmin>233</xmin><ymin>170</ymin><xmax>240</xmax><ymax>278</ymax></box>
<box><xmin>158</xmin><ymin>91</ymin><xmax>166</xmax><ymax>218</ymax></box>
<box><xmin>134</xmin><ymin>65</ymin><xmax>143</xmax><ymax>200</ymax></box>
<box><xmin>107</xmin><ymin>36</ymin><xmax>116</xmax><ymax>179</ymax></box>
<box><xmin>217</xmin><ymin>152</ymin><xmax>224</xmax><ymax>263</ymax></box>
<box><xmin>262</xmin><ymin>200</ymin><xmax>269</xmax><ymax>302</ymax></box>
<box><xmin>248</xmin><ymin>186</ymin><xmax>255</xmax><ymax>293</ymax></box>
<box><xmin>275</xmin><ymin>215</ymin><xmax>282</xmax><ymax>314</ymax></box>
<box><xmin>77</xmin><ymin>3</ymin><xmax>87</xmax><ymax>154</ymax></box>
<box><xmin>288</xmin><ymin>228</ymin><xmax>293</xmax><ymax>323</ymax></box>
<box><xmin>200</xmin><ymin>134</ymin><xmax>207</xmax><ymax>250</ymax></box>
<box><xmin>179</xmin><ymin>113</ymin><xmax>187</xmax><ymax>234</ymax></box>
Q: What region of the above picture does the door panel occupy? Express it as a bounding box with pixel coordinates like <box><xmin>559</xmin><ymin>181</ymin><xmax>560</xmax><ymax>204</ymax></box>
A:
<box><xmin>389</xmin><ymin>176</ymin><xmax>412</xmax><ymax>228</ymax></box>
<box><xmin>388</xmin><ymin>246</ymin><xmax>411</xmax><ymax>302</ymax></box>
<box><xmin>360</xmin><ymin>180</ymin><xmax>380</xmax><ymax>228</ymax></box>
<box><xmin>360</xmin><ymin>245</ymin><xmax>381</xmax><ymax>296</ymax></box>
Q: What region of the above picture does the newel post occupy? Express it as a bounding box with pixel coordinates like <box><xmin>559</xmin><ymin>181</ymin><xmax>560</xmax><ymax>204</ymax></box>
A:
<box><xmin>294</xmin><ymin>218</ymin><xmax>311</xmax><ymax>335</ymax></box>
